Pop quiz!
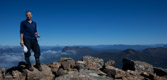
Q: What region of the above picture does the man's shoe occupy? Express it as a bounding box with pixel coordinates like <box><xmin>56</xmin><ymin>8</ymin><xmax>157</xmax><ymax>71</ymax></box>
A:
<box><xmin>35</xmin><ymin>63</ymin><xmax>42</xmax><ymax>71</ymax></box>
<box><xmin>27</xmin><ymin>64</ymin><xmax>34</xmax><ymax>71</ymax></box>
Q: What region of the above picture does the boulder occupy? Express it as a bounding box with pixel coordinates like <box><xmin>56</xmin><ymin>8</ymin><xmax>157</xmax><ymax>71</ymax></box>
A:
<box><xmin>122</xmin><ymin>70</ymin><xmax>145</xmax><ymax>80</ymax></box>
<box><xmin>122</xmin><ymin>58</ymin><xmax>153</xmax><ymax>73</ymax></box>
<box><xmin>4</xmin><ymin>66</ymin><xmax>25</xmax><ymax>80</ymax></box>
<box><xmin>154</xmin><ymin>67</ymin><xmax>167</xmax><ymax>77</ymax></box>
<box><xmin>139</xmin><ymin>71</ymin><xmax>167</xmax><ymax>80</ymax></box>
<box><xmin>83</xmin><ymin>56</ymin><xmax>104</xmax><ymax>70</ymax></box>
<box><xmin>126</xmin><ymin>70</ymin><xmax>138</xmax><ymax>76</ymax></box>
<box><xmin>57</xmin><ymin>68</ymin><xmax>68</xmax><ymax>76</ymax></box>
<box><xmin>103</xmin><ymin>66</ymin><xmax>126</xmax><ymax>79</ymax></box>
<box><xmin>4</xmin><ymin>75</ymin><xmax>15</xmax><ymax>80</ymax></box>
<box><xmin>48</xmin><ymin>62</ymin><xmax>61</xmax><ymax>75</ymax></box>
<box><xmin>11</xmin><ymin>70</ymin><xmax>25</xmax><ymax>80</ymax></box>
<box><xmin>122</xmin><ymin>74</ymin><xmax>145</xmax><ymax>80</ymax></box>
<box><xmin>76</xmin><ymin>61</ymin><xmax>86</xmax><ymax>70</ymax></box>
<box><xmin>140</xmin><ymin>72</ymin><xmax>155</xmax><ymax>80</ymax></box>
<box><xmin>0</xmin><ymin>67</ymin><xmax>5</xmax><ymax>80</ymax></box>
<box><xmin>25</xmin><ymin>64</ymin><xmax>54</xmax><ymax>80</ymax></box>
<box><xmin>60</xmin><ymin>57</ymin><xmax>75</xmax><ymax>71</ymax></box>
<box><xmin>4</xmin><ymin>62</ymin><xmax>55</xmax><ymax>80</ymax></box>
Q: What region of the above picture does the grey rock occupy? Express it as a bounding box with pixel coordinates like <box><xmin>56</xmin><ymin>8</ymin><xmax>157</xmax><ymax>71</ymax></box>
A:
<box><xmin>122</xmin><ymin>58</ymin><xmax>153</xmax><ymax>74</ymax></box>
<box><xmin>83</xmin><ymin>56</ymin><xmax>104</xmax><ymax>70</ymax></box>
<box><xmin>55</xmin><ymin>70</ymin><xmax>113</xmax><ymax>80</ymax></box>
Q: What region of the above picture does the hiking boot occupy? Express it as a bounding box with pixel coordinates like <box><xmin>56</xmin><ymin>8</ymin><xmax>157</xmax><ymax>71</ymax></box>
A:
<box><xmin>27</xmin><ymin>64</ymin><xmax>34</xmax><ymax>71</ymax></box>
<box><xmin>25</xmin><ymin>56</ymin><xmax>34</xmax><ymax>71</ymax></box>
<box><xmin>35</xmin><ymin>63</ymin><xmax>42</xmax><ymax>71</ymax></box>
<box><xmin>35</xmin><ymin>57</ymin><xmax>42</xmax><ymax>71</ymax></box>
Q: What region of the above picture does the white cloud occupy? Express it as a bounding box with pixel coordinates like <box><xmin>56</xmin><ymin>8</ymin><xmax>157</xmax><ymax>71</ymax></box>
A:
<box><xmin>42</xmin><ymin>50</ymin><xmax>58</xmax><ymax>54</ymax></box>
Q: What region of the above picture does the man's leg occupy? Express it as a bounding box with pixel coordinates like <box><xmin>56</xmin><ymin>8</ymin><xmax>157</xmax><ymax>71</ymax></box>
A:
<box><xmin>32</xmin><ymin>38</ymin><xmax>42</xmax><ymax>71</ymax></box>
<box><xmin>23</xmin><ymin>38</ymin><xmax>34</xmax><ymax>71</ymax></box>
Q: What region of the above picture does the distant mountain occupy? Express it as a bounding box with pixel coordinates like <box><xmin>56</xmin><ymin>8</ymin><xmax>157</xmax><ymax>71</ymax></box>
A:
<box><xmin>119</xmin><ymin>49</ymin><xmax>152</xmax><ymax>60</ymax></box>
<box><xmin>62</xmin><ymin>46</ymin><xmax>81</xmax><ymax>52</ymax></box>
<box><xmin>92</xmin><ymin>48</ymin><xmax>167</xmax><ymax>69</ymax></box>
<box><xmin>89</xmin><ymin>44</ymin><xmax>166</xmax><ymax>50</ymax></box>
<box><xmin>0</xmin><ymin>45</ymin><xmax>167</xmax><ymax>70</ymax></box>
<box><xmin>62</xmin><ymin>46</ymin><xmax>94</xmax><ymax>52</ymax></box>
<box><xmin>163</xmin><ymin>45</ymin><xmax>167</xmax><ymax>48</ymax></box>
<box><xmin>110</xmin><ymin>49</ymin><xmax>154</xmax><ymax>68</ymax></box>
<box><xmin>61</xmin><ymin>46</ymin><xmax>167</xmax><ymax>69</ymax></box>
<box><xmin>143</xmin><ymin>47</ymin><xmax>167</xmax><ymax>58</ymax></box>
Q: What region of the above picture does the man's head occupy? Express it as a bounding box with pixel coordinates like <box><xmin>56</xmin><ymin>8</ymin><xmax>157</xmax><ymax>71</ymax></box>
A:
<box><xmin>26</xmin><ymin>10</ymin><xmax>32</xmax><ymax>20</ymax></box>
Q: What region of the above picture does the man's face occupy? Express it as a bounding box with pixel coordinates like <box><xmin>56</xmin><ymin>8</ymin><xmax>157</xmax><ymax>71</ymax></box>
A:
<box><xmin>26</xmin><ymin>12</ymin><xmax>32</xmax><ymax>20</ymax></box>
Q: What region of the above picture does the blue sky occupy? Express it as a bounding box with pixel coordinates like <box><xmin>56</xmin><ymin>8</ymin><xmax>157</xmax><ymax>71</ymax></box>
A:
<box><xmin>0</xmin><ymin>0</ymin><xmax>167</xmax><ymax>46</ymax></box>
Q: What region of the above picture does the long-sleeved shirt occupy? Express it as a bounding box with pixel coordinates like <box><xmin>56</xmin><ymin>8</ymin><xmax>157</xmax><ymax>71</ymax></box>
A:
<box><xmin>20</xmin><ymin>20</ymin><xmax>37</xmax><ymax>39</ymax></box>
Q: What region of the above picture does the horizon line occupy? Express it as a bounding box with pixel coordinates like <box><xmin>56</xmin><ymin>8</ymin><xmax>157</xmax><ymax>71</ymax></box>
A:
<box><xmin>0</xmin><ymin>43</ymin><xmax>166</xmax><ymax>47</ymax></box>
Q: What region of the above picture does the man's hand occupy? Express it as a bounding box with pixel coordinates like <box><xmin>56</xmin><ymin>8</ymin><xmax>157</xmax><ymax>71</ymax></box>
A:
<box><xmin>35</xmin><ymin>32</ymin><xmax>40</xmax><ymax>38</ymax></box>
<box><xmin>36</xmin><ymin>34</ymin><xmax>40</xmax><ymax>38</ymax></box>
<box><xmin>20</xmin><ymin>40</ymin><xmax>24</xmax><ymax>46</ymax></box>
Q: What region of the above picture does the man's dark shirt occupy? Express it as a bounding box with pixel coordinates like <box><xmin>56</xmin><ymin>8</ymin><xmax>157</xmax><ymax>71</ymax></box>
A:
<box><xmin>20</xmin><ymin>20</ymin><xmax>37</xmax><ymax>39</ymax></box>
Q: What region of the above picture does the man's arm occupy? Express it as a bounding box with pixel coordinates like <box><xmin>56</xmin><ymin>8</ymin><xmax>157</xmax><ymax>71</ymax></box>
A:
<box><xmin>20</xmin><ymin>22</ymin><xmax>24</xmax><ymax>46</ymax></box>
<box><xmin>20</xmin><ymin>33</ymin><xmax>24</xmax><ymax>46</ymax></box>
<box><xmin>35</xmin><ymin>23</ymin><xmax>40</xmax><ymax>38</ymax></box>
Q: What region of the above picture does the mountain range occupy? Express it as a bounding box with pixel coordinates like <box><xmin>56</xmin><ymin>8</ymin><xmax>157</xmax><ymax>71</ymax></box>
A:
<box><xmin>0</xmin><ymin>44</ymin><xmax>167</xmax><ymax>69</ymax></box>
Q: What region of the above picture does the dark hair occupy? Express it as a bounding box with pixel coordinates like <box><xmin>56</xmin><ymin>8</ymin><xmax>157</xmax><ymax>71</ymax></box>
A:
<box><xmin>25</xmin><ymin>10</ymin><xmax>31</xmax><ymax>14</ymax></box>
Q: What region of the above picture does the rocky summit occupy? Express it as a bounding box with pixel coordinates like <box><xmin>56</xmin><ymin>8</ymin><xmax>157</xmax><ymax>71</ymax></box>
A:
<box><xmin>0</xmin><ymin>56</ymin><xmax>167</xmax><ymax>80</ymax></box>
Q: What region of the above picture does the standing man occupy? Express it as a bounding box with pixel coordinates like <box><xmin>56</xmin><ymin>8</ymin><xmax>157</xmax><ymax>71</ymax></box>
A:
<box><xmin>20</xmin><ymin>11</ymin><xmax>42</xmax><ymax>71</ymax></box>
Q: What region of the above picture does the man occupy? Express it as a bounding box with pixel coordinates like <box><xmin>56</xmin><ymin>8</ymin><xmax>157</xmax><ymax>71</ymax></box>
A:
<box><xmin>20</xmin><ymin>11</ymin><xmax>42</xmax><ymax>71</ymax></box>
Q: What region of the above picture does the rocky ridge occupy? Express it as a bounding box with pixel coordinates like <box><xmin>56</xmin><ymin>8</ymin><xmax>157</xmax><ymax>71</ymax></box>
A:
<box><xmin>0</xmin><ymin>56</ymin><xmax>167</xmax><ymax>80</ymax></box>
